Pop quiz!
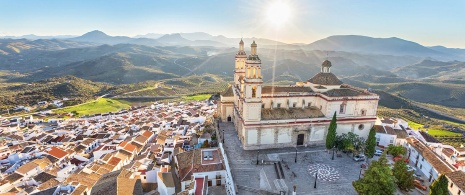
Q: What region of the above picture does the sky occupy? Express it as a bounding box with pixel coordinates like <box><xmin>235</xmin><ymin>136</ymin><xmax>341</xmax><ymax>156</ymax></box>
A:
<box><xmin>0</xmin><ymin>0</ymin><xmax>464</xmax><ymax>48</ymax></box>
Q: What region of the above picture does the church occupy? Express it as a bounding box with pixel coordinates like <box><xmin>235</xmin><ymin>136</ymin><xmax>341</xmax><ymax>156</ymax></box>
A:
<box><xmin>219</xmin><ymin>40</ymin><xmax>380</xmax><ymax>150</ymax></box>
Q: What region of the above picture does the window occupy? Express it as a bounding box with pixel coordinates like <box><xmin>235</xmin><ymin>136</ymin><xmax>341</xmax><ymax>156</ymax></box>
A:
<box><xmin>422</xmin><ymin>158</ymin><xmax>424</xmax><ymax>161</ymax></box>
<box><xmin>277</xmin><ymin>103</ymin><xmax>281</xmax><ymax>108</ymax></box>
<box><xmin>361</xmin><ymin>109</ymin><xmax>366</xmax><ymax>116</ymax></box>
<box><xmin>458</xmin><ymin>190</ymin><xmax>461</xmax><ymax>195</ymax></box>
<box><xmin>358</xmin><ymin>124</ymin><xmax>364</xmax><ymax>130</ymax></box>
<box><xmin>390</xmin><ymin>138</ymin><xmax>394</xmax><ymax>144</ymax></box>
<box><xmin>293</xmin><ymin>103</ymin><xmax>297</xmax><ymax>108</ymax></box>
<box><xmin>376</xmin><ymin>137</ymin><xmax>380</xmax><ymax>142</ymax></box>
<box><xmin>420</xmin><ymin>164</ymin><xmax>423</xmax><ymax>169</ymax></box>
<box><xmin>262</xmin><ymin>104</ymin><xmax>265</xmax><ymax>108</ymax></box>
<box><xmin>451</xmin><ymin>183</ymin><xmax>454</xmax><ymax>188</ymax></box>
<box><xmin>339</xmin><ymin>103</ymin><xmax>346</xmax><ymax>114</ymax></box>
<box><xmin>252</xmin><ymin>86</ymin><xmax>256</xmax><ymax>98</ymax></box>
<box><xmin>308</xmin><ymin>102</ymin><xmax>312</xmax><ymax>107</ymax></box>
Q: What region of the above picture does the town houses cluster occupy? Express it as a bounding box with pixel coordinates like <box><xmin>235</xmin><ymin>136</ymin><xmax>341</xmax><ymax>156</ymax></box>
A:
<box><xmin>0</xmin><ymin>100</ymin><xmax>235</xmax><ymax>195</ymax></box>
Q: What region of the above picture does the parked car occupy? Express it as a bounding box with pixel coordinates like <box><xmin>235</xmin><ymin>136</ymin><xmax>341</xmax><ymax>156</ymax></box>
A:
<box><xmin>406</xmin><ymin>165</ymin><xmax>416</xmax><ymax>172</ymax></box>
<box><xmin>354</xmin><ymin>154</ymin><xmax>366</xmax><ymax>162</ymax></box>
<box><xmin>374</xmin><ymin>150</ymin><xmax>383</xmax><ymax>156</ymax></box>
<box><xmin>414</xmin><ymin>180</ymin><xmax>427</xmax><ymax>191</ymax></box>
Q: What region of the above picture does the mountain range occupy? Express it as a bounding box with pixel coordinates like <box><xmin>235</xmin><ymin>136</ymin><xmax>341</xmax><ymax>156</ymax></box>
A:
<box><xmin>2</xmin><ymin>31</ymin><xmax>465</xmax><ymax>83</ymax></box>
<box><xmin>2</xmin><ymin>30</ymin><xmax>465</xmax><ymax>109</ymax></box>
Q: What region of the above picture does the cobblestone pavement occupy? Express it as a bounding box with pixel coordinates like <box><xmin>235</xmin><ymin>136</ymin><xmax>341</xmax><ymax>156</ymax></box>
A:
<box><xmin>220</xmin><ymin>122</ymin><xmax>364</xmax><ymax>195</ymax></box>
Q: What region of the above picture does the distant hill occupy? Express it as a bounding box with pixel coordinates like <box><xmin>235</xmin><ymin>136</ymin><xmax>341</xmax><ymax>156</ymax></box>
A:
<box><xmin>305</xmin><ymin>35</ymin><xmax>459</xmax><ymax>60</ymax></box>
<box><xmin>70</xmin><ymin>30</ymin><xmax>132</xmax><ymax>45</ymax></box>
<box><xmin>0</xmin><ymin>38</ymin><xmax>98</xmax><ymax>55</ymax></box>
<box><xmin>393</xmin><ymin>59</ymin><xmax>465</xmax><ymax>79</ymax></box>
<box><xmin>0</xmin><ymin>34</ymin><xmax>76</xmax><ymax>40</ymax></box>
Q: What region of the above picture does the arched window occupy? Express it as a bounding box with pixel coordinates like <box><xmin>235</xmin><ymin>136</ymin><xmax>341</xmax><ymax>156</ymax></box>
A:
<box><xmin>252</xmin><ymin>86</ymin><xmax>257</xmax><ymax>98</ymax></box>
<box><xmin>253</xmin><ymin>67</ymin><xmax>256</xmax><ymax>78</ymax></box>
<box><xmin>339</xmin><ymin>103</ymin><xmax>346</xmax><ymax>114</ymax></box>
<box><xmin>361</xmin><ymin>109</ymin><xmax>367</xmax><ymax>116</ymax></box>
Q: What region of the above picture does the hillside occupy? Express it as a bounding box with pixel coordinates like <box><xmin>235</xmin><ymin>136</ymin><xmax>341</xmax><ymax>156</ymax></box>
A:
<box><xmin>0</xmin><ymin>76</ymin><xmax>110</xmax><ymax>109</ymax></box>
<box><xmin>393</xmin><ymin>59</ymin><xmax>465</xmax><ymax>80</ymax></box>
<box><xmin>306</xmin><ymin>35</ymin><xmax>461</xmax><ymax>61</ymax></box>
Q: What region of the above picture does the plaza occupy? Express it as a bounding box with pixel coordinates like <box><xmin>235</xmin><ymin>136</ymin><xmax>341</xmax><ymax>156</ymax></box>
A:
<box><xmin>220</xmin><ymin>122</ymin><xmax>364</xmax><ymax>195</ymax></box>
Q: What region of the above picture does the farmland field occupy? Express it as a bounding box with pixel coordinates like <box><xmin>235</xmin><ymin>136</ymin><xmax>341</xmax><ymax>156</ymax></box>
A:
<box><xmin>55</xmin><ymin>98</ymin><xmax>131</xmax><ymax>116</ymax></box>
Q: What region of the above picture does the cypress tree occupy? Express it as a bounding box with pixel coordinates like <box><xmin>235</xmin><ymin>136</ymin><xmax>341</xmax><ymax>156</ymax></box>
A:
<box><xmin>365</xmin><ymin>127</ymin><xmax>376</xmax><ymax>158</ymax></box>
<box><xmin>326</xmin><ymin>112</ymin><xmax>337</xmax><ymax>150</ymax></box>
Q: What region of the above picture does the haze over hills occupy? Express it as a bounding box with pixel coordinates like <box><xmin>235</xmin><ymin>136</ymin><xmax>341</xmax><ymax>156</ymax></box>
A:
<box><xmin>2</xmin><ymin>30</ymin><xmax>465</xmax><ymax>109</ymax></box>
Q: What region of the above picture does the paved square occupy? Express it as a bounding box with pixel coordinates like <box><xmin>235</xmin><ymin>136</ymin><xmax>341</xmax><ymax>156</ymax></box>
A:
<box><xmin>220</xmin><ymin>122</ymin><xmax>364</xmax><ymax>195</ymax></box>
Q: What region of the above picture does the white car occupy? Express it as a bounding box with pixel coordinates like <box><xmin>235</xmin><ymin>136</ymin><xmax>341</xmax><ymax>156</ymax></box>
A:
<box><xmin>406</xmin><ymin>165</ymin><xmax>416</xmax><ymax>172</ymax></box>
<box><xmin>374</xmin><ymin>150</ymin><xmax>383</xmax><ymax>156</ymax></box>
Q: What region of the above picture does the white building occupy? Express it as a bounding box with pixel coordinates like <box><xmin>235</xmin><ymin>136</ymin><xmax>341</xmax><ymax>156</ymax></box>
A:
<box><xmin>405</xmin><ymin>138</ymin><xmax>455</xmax><ymax>183</ymax></box>
<box><xmin>445</xmin><ymin>171</ymin><xmax>465</xmax><ymax>195</ymax></box>
<box><xmin>219</xmin><ymin>40</ymin><xmax>380</xmax><ymax>150</ymax></box>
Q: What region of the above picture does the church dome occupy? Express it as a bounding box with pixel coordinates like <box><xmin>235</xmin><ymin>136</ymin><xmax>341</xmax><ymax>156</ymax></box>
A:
<box><xmin>308</xmin><ymin>72</ymin><xmax>343</xmax><ymax>85</ymax></box>
<box><xmin>322</xmin><ymin>60</ymin><xmax>332</xmax><ymax>67</ymax></box>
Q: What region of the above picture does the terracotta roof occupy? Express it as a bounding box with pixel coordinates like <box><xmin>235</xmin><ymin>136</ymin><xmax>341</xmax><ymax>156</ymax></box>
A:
<box><xmin>158</xmin><ymin>172</ymin><xmax>175</xmax><ymax>187</ymax></box>
<box><xmin>37</xmin><ymin>178</ymin><xmax>60</xmax><ymax>191</ymax></box>
<box><xmin>407</xmin><ymin>138</ymin><xmax>454</xmax><ymax>174</ymax></box>
<box><xmin>220</xmin><ymin>86</ymin><xmax>234</xmax><ymax>97</ymax></box>
<box><xmin>262</xmin><ymin>86</ymin><xmax>313</xmax><ymax>94</ymax></box>
<box><xmin>141</xmin><ymin>130</ymin><xmax>153</xmax><ymax>138</ymax></box>
<box><xmin>373</xmin><ymin>125</ymin><xmax>385</xmax><ymax>133</ymax></box>
<box><xmin>134</xmin><ymin>135</ymin><xmax>148</xmax><ymax>144</ymax></box>
<box><xmin>308</xmin><ymin>72</ymin><xmax>342</xmax><ymax>85</ymax></box>
<box><xmin>394</xmin><ymin>129</ymin><xmax>408</xmax><ymax>139</ymax></box>
<box><xmin>5</xmin><ymin>172</ymin><xmax>23</xmax><ymax>183</ymax></box>
<box><xmin>16</xmin><ymin>161</ymin><xmax>39</xmax><ymax>175</ymax></box>
<box><xmin>70</xmin><ymin>185</ymin><xmax>88</xmax><ymax>195</ymax></box>
<box><xmin>322</xmin><ymin>88</ymin><xmax>369</xmax><ymax>97</ymax></box>
<box><xmin>32</xmin><ymin>158</ymin><xmax>52</xmax><ymax>170</ymax></box>
<box><xmin>446</xmin><ymin>171</ymin><xmax>465</xmax><ymax>192</ymax></box>
<box><xmin>91</xmin><ymin>170</ymin><xmax>121</xmax><ymax>195</ymax></box>
<box><xmin>175</xmin><ymin>148</ymin><xmax>225</xmax><ymax>182</ymax></box>
<box><xmin>33</xmin><ymin>172</ymin><xmax>56</xmax><ymax>183</ymax></box>
<box><xmin>442</xmin><ymin>148</ymin><xmax>455</xmax><ymax>158</ymax></box>
<box><xmin>384</xmin><ymin>126</ymin><xmax>396</xmax><ymax>135</ymax></box>
<box><xmin>108</xmin><ymin>157</ymin><xmax>122</xmax><ymax>166</ymax></box>
<box><xmin>124</xmin><ymin>143</ymin><xmax>137</xmax><ymax>153</ymax></box>
<box><xmin>47</xmin><ymin>146</ymin><xmax>68</xmax><ymax>159</ymax></box>
<box><xmin>261</xmin><ymin>107</ymin><xmax>325</xmax><ymax>120</ymax></box>
<box><xmin>118</xmin><ymin>141</ymin><xmax>128</xmax><ymax>148</ymax></box>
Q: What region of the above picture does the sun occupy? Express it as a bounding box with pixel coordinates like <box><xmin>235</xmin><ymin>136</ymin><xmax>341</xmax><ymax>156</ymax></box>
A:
<box><xmin>267</xmin><ymin>1</ymin><xmax>292</xmax><ymax>27</ymax></box>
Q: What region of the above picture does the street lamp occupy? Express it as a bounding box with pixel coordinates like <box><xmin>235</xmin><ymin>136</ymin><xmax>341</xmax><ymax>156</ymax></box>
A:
<box><xmin>256</xmin><ymin>150</ymin><xmax>260</xmax><ymax>165</ymax></box>
<box><xmin>295</xmin><ymin>147</ymin><xmax>298</xmax><ymax>163</ymax></box>
<box><xmin>314</xmin><ymin>171</ymin><xmax>318</xmax><ymax>188</ymax></box>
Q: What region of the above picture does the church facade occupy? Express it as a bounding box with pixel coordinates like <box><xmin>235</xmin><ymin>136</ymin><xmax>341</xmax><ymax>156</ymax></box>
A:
<box><xmin>219</xmin><ymin>40</ymin><xmax>380</xmax><ymax>150</ymax></box>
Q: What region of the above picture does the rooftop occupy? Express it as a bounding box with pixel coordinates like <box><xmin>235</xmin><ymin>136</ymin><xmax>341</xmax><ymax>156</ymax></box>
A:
<box><xmin>261</xmin><ymin>107</ymin><xmax>325</xmax><ymax>120</ymax></box>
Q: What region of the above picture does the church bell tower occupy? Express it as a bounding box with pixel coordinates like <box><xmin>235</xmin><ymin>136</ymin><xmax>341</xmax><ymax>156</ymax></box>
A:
<box><xmin>242</xmin><ymin>41</ymin><xmax>263</xmax><ymax>122</ymax></box>
<box><xmin>234</xmin><ymin>39</ymin><xmax>247</xmax><ymax>88</ymax></box>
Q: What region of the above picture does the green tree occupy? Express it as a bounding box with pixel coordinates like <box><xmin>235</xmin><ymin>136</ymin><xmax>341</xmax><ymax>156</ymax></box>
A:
<box><xmin>353</xmin><ymin>154</ymin><xmax>396</xmax><ymax>195</ymax></box>
<box><xmin>429</xmin><ymin>175</ymin><xmax>449</xmax><ymax>195</ymax></box>
<box><xmin>365</xmin><ymin>127</ymin><xmax>376</xmax><ymax>159</ymax></box>
<box><xmin>392</xmin><ymin>159</ymin><xmax>415</xmax><ymax>191</ymax></box>
<box><xmin>201</xmin><ymin>140</ymin><xmax>210</xmax><ymax>148</ymax></box>
<box><xmin>326</xmin><ymin>112</ymin><xmax>337</xmax><ymax>150</ymax></box>
<box><xmin>387</xmin><ymin>145</ymin><xmax>406</xmax><ymax>157</ymax></box>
